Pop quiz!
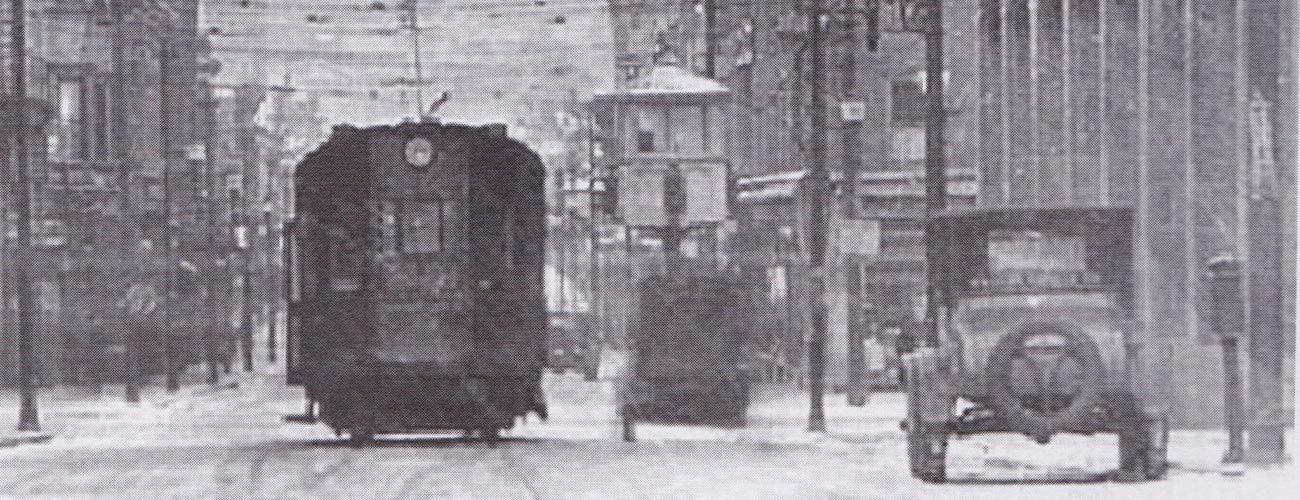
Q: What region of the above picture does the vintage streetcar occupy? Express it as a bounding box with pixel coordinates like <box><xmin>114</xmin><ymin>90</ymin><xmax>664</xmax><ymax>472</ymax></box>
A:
<box><xmin>903</xmin><ymin>206</ymin><xmax>1168</xmax><ymax>482</ymax></box>
<box><xmin>283</xmin><ymin>121</ymin><xmax>548</xmax><ymax>445</ymax></box>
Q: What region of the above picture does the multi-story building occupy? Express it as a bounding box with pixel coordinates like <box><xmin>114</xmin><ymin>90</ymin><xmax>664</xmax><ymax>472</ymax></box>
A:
<box><xmin>1</xmin><ymin>0</ymin><xmax>217</xmax><ymax>386</ymax></box>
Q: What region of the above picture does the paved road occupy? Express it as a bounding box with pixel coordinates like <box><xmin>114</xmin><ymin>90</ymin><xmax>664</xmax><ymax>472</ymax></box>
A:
<box><xmin>0</xmin><ymin>373</ymin><xmax>1293</xmax><ymax>499</ymax></box>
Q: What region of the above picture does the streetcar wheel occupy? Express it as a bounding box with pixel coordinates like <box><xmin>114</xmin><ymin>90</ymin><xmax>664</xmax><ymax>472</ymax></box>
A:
<box><xmin>479</xmin><ymin>427</ymin><xmax>502</xmax><ymax>442</ymax></box>
<box><xmin>349</xmin><ymin>428</ymin><xmax>374</xmax><ymax>448</ymax></box>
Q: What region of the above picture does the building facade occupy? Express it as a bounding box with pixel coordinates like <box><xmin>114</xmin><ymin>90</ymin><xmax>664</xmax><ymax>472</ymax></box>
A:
<box><xmin>1</xmin><ymin>0</ymin><xmax>223</xmax><ymax>386</ymax></box>
<box><xmin>973</xmin><ymin>0</ymin><xmax>1295</xmax><ymax>428</ymax></box>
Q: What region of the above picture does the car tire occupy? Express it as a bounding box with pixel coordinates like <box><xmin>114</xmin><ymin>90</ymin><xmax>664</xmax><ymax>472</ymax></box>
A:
<box><xmin>986</xmin><ymin>321</ymin><xmax>1104</xmax><ymax>442</ymax></box>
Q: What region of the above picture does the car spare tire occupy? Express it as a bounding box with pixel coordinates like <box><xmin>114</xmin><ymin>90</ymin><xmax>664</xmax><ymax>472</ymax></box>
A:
<box><xmin>985</xmin><ymin>321</ymin><xmax>1104</xmax><ymax>442</ymax></box>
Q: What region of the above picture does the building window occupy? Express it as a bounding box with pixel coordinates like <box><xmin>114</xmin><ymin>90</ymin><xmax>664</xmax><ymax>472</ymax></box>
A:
<box><xmin>668</xmin><ymin>105</ymin><xmax>704</xmax><ymax>154</ymax></box>
<box><xmin>94</xmin><ymin>81</ymin><xmax>110</xmax><ymax>159</ymax></box>
<box><xmin>328</xmin><ymin>228</ymin><xmax>363</xmax><ymax>293</ymax></box>
<box><xmin>637</xmin><ymin>131</ymin><xmax>656</xmax><ymax>152</ymax></box>
<box><xmin>630</xmin><ymin>105</ymin><xmax>667</xmax><ymax>152</ymax></box>
<box><xmin>51</xmin><ymin>79</ymin><xmax>86</xmax><ymax>162</ymax></box>
<box><xmin>891</xmin><ymin>80</ymin><xmax>925</xmax><ymax>126</ymax></box>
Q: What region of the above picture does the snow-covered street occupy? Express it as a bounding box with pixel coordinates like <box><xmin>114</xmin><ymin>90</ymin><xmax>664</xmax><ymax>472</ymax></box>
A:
<box><xmin>0</xmin><ymin>371</ymin><xmax>1292</xmax><ymax>500</ymax></box>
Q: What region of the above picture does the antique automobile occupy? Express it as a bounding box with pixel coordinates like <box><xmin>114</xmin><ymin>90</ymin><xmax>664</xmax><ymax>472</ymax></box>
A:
<box><xmin>283</xmin><ymin>121</ymin><xmax>548</xmax><ymax>445</ymax></box>
<box><xmin>903</xmin><ymin>206</ymin><xmax>1167</xmax><ymax>482</ymax></box>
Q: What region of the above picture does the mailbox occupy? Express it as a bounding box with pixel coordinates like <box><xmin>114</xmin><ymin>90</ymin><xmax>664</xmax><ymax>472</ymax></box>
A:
<box><xmin>1205</xmin><ymin>256</ymin><xmax>1244</xmax><ymax>339</ymax></box>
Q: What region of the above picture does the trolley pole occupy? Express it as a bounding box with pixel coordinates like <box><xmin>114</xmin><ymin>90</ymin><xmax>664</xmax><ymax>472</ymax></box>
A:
<box><xmin>11</xmin><ymin>0</ymin><xmax>40</xmax><ymax>432</ymax></box>
<box><xmin>806</xmin><ymin>0</ymin><xmax>830</xmax><ymax>433</ymax></box>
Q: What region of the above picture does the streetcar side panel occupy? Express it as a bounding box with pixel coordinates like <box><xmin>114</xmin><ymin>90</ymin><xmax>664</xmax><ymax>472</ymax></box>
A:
<box><xmin>466</xmin><ymin>136</ymin><xmax>548</xmax><ymax>377</ymax></box>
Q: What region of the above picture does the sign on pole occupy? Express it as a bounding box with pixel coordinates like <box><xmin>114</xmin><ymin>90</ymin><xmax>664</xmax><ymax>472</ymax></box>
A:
<box><xmin>839</xmin><ymin>100</ymin><xmax>866</xmax><ymax>123</ymax></box>
<box><xmin>682</xmin><ymin>162</ymin><xmax>728</xmax><ymax>224</ymax></box>
<box><xmin>836</xmin><ymin>218</ymin><xmax>880</xmax><ymax>256</ymax></box>
<box><xmin>620</xmin><ymin>163</ymin><xmax>667</xmax><ymax>226</ymax></box>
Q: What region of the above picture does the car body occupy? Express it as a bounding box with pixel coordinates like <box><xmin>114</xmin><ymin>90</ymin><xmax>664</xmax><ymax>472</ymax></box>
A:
<box><xmin>904</xmin><ymin>206</ymin><xmax>1167</xmax><ymax>482</ymax></box>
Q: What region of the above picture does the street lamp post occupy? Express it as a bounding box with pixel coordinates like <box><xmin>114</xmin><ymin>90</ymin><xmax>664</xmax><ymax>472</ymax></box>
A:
<box><xmin>11</xmin><ymin>0</ymin><xmax>40</xmax><ymax>432</ymax></box>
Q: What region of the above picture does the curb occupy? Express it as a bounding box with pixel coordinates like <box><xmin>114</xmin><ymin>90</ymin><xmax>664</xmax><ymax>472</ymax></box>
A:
<box><xmin>0</xmin><ymin>432</ymin><xmax>53</xmax><ymax>449</ymax></box>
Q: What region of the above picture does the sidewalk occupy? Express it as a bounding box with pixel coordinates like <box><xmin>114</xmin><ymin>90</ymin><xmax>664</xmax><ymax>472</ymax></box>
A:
<box><xmin>0</xmin><ymin>366</ymin><xmax>265</xmax><ymax>449</ymax></box>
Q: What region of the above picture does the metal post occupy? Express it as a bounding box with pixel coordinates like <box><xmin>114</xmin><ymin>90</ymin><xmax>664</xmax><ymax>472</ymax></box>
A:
<box><xmin>204</xmin><ymin>86</ymin><xmax>220</xmax><ymax>386</ymax></box>
<box><xmin>621</xmin><ymin>225</ymin><xmax>635</xmax><ymax>442</ymax></box>
<box><xmin>1206</xmin><ymin>256</ymin><xmax>1246</xmax><ymax>465</ymax></box>
<box><xmin>265</xmin><ymin>209</ymin><xmax>276</xmax><ymax>363</ymax></box>
<box><xmin>914</xmin><ymin>0</ymin><xmax>946</xmax><ymax>348</ymax></box>
<box><xmin>841</xmin><ymin>0</ymin><xmax>869</xmax><ymax>408</ymax></box>
<box><xmin>240</xmin><ymin>119</ymin><xmax>253</xmax><ymax>373</ymax></box>
<box><xmin>702</xmin><ymin>0</ymin><xmax>716</xmax><ymax>79</ymax></box>
<box><xmin>587</xmin><ymin>115</ymin><xmax>603</xmax><ymax>379</ymax></box>
<box><xmin>1222</xmin><ymin>335</ymin><xmax>1245</xmax><ymax>463</ymax></box>
<box><xmin>11</xmin><ymin>0</ymin><xmax>39</xmax><ymax>431</ymax></box>
<box><xmin>161</xmin><ymin>46</ymin><xmax>179</xmax><ymax>393</ymax></box>
<box><xmin>806</xmin><ymin>0</ymin><xmax>829</xmax><ymax>433</ymax></box>
<box><xmin>111</xmin><ymin>0</ymin><xmax>140</xmax><ymax>404</ymax></box>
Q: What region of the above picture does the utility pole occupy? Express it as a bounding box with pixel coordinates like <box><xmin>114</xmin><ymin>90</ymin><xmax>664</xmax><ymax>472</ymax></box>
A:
<box><xmin>111</xmin><ymin>0</ymin><xmax>140</xmax><ymax>404</ymax></box>
<box><xmin>840</xmin><ymin>0</ymin><xmax>869</xmax><ymax>407</ymax></box>
<box><xmin>160</xmin><ymin>46</ymin><xmax>179</xmax><ymax>393</ymax></box>
<box><xmin>1241</xmin><ymin>0</ymin><xmax>1286</xmax><ymax>464</ymax></box>
<box><xmin>267</xmin><ymin>69</ymin><xmax>290</xmax><ymax>365</ymax></box>
<box><xmin>805</xmin><ymin>0</ymin><xmax>830</xmax><ymax>433</ymax></box>
<box><xmin>11</xmin><ymin>0</ymin><xmax>40</xmax><ymax>431</ymax></box>
<box><xmin>203</xmin><ymin>83</ymin><xmax>220</xmax><ymax>386</ymax></box>
<box><xmin>896</xmin><ymin>0</ymin><xmax>946</xmax><ymax>347</ymax></box>
<box><xmin>702</xmin><ymin>0</ymin><xmax>716</xmax><ymax>78</ymax></box>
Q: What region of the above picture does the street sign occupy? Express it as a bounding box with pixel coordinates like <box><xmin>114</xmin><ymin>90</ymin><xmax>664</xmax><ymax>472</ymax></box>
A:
<box><xmin>121</xmin><ymin>283</ymin><xmax>159</xmax><ymax>317</ymax></box>
<box><xmin>1249</xmin><ymin>92</ymin><xmax>1277</xmax><ymax>200</ymax></box>
<box><xmin>681</xmin><ymin>162</ymin><xmax>728</xmax><ymax>223</ymax></box>
<box><xmin>836</xmin><ymin>218</ymin><xmax>880</xmax><ymax>256</ymax></box>
<box><xmin>840</xmin><ymin>101</ymin><xmax>866</xmax><ymax>123</ymax></box>
<box><xmin>620</xmin><ymin>164</ymin><xmax>667</xmax><ymax>226</ymax></box>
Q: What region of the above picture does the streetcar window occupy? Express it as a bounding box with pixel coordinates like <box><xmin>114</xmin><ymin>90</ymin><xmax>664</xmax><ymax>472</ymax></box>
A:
<box><xmin>328</xmin><ymin>228</ymin><xmax>363</xmax><ymax>292</ymax></box>
<box><xmin>399</xmin><ymin>199</ymin><xmax>445</xmax><ymax>253</ymax></box>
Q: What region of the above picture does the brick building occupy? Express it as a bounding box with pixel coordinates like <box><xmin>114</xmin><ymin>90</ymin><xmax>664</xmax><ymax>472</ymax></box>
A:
<box><xmin>1</xmin><ymin>0</ymin><xmax>218</xmax><ymax>386</ymax></box>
